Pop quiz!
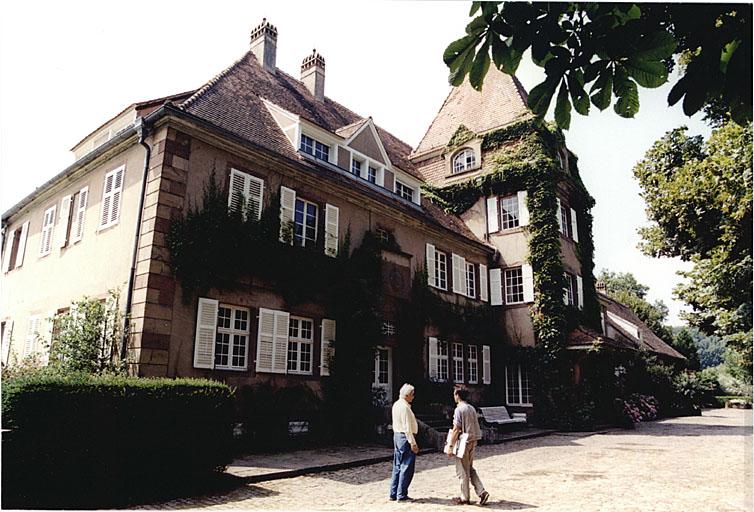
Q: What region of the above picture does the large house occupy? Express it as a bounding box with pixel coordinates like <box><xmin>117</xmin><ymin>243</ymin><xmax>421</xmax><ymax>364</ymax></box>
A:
<box><xmin>0</xmin><ymin>20</ymin><xmax>682</xmax><ymax>416</ymax></box>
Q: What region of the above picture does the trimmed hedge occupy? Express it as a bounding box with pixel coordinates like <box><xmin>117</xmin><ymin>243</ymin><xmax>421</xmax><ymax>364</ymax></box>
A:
<box><xmin>2</xmin><ymin>372</ymin><xmax>234</xmax><ymax>508</ymax></box>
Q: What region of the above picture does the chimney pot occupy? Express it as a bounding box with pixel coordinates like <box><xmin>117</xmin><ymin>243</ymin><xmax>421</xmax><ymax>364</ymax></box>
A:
<box><xmin>301</xmin><ymin>49</ymin><xmax>325</xmax><ymax>102</ymax></box>
<box><xmin>250</xmin><ymin>18</ymin><xmax>278</xmax><ymax>73</ymax></box>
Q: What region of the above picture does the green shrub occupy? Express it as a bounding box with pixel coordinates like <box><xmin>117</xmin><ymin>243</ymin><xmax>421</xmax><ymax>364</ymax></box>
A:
<box><xmin>2</xmin><ymin>371</ymin><xmax>234</xmax><ymax>508</ymax></box>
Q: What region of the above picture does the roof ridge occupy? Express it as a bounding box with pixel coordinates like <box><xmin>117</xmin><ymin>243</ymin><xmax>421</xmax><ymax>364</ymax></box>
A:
<box><xmin>181</xmin><ymin>51</ymin><xmax>252</xmax><ymax>110</ymax></box>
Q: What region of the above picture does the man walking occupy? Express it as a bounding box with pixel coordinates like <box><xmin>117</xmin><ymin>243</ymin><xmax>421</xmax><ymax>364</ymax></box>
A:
<box><xmin>389</xmin><ymin>383</ymin><xmax>419</xmax><ymax>502</ymax></box>
<box><xmin>446</xmin><ymin>387</ymin><xmax>489</xmax><ymax>506</ymax></box>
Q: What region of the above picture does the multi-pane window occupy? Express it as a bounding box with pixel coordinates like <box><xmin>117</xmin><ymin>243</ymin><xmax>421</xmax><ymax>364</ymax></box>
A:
<box><xmin>437</xmin><ymin>340</ymin><xmax>449</xmax><ymax>382</ymax></box>
<box><xmin>505</xmin><ymin>267</ymin><xmax>524</xmax><ymax>304</ymax></box>
<box><xmin>351</xmin><ymin>158</ymin><xmax>362</xmax><ymax>177</ymax></box>
<box><xmin>506</xmin><ymin>365</ymin><xmax>532</xmax><ymax>405</ymax></box>
<box><xmin>560</xmin><ymin>202</ymin><xmax>572</xmax><ymax>238</ymax></box>
<box><xmin>395</xmin><ymin>181</ymin><xmax>414</xmax><ymax>202</ymax></box>
<box><xmin>381</xmin><ymin>322</ymin><xmax>397</xmax><ymax>336</ymax></box>
<box><xmin>468</xmin><ymin>345</ymin><xmax>478</xmax><ymax>384</ymax></box>
<box><xmin>501</xmin><ymin>195</ymin><xmax>520</xmax><ymax>230</ymax></box>
<box><xmin>452</xmin><ymin>342</ymin><xmax>464</xmax><ymax>383</ymax></box>
<box><xmin>564</xmin><ymin>273</ymin><xmax>575</xmax><ymax>306</ymax></box>
<box><xmin>466</xmin><ymin>263</ymin><xmax>476</xmax><ymax>298</ymax></box>
<box><xmin>287</xmin><ymin>316</ymin><xmax>313</xmax><ymax>374</ymax></box>
<box><xmin>367</xmin><ymin>166</ymin><xmax>377</xmax><ymax>184</ymax></box>
<box><xmin>294</xmin><ymin>198</ymin><xmax>318</xmax><ymax>248</ymax></box>
<box><xmin>215</xmin><ymin>305</ymin><xmax>249</xmax><ymax>370</ymax></box>
<box><xmin>452</xmin><ymin>148</ymin><xmax>476</xmax><ymax>174</ymax></box>
<box><xmin>300</xmin><ymin>134</ymin><xmax>330</xmax><ymax>161</ymax></box>
<box><xmin>373</xmin><ymin>347</ymin><xmax>390</xmax><ymax>386</ymax></box>
<box><xmin>435</xmin><ymin>250</ymin><xmax>448</xmax><ymax>290</ymax></box>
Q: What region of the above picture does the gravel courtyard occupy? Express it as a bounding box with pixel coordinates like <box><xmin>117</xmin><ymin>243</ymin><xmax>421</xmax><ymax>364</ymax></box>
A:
<box><xmin>142</xmin><ymin>408</ymin><xmax>752</xmax><ymax>511</ymax></box>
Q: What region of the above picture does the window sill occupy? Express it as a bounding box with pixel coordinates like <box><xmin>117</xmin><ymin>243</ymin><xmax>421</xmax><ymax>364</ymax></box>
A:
<box><xmin>506</xmin><ymin>403</ymin><xmax>534</xmax><ymax>408</ymax></box>
<box><xmin>445</xmin><ymin>166</ymin><xmax>482</xmax><ymax>179</ymax></box>
<box><xmin>491</xmin><ymin>226</ymin><xmax>526</xmax><ymax>236</ymax></box>
<box><xmin>214</xmin><ymin>366</ymin><xmax>247</xmax><ymax>372</ymax></box>
<box><xmin>98</xmin><ymin>220</ymin><xmax>121</xmax><ymax>234</ymax></box>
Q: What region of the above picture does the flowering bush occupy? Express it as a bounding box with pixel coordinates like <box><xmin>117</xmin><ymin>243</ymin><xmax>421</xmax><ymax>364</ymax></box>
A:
<box><xmin>618</xmin><ymin>394</ymin><xmax>659</xmax><ymax>424</ymax></box>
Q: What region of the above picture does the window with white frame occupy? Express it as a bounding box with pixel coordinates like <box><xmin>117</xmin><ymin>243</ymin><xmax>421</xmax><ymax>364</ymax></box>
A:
<box><xmin>505</xmin><ymin>267</ymin><xmax>524</xmax><ymax>304</ymax></box>
<box><xmin>395</xmin><ymin>180</ymin><xmax>414</xmax><ymax>202</ymax></box>
<box><xmin>564</xmin><ymin>273</ymin><xmax>575</xmax><ymax>306</ymax></box>
<box><xmin>452</xmin><ymin>342</ymin><xmax>464</xmax><ymax>383</ymax></box>
<box><xmin>435</xmin><ymin>250</ymin><xmax>448</xmax><ymax>290</ymax></box>
<box><xmin>506</xmin><ymin>365</ymin><xmax>532</xmax><ymax>405</ymax></box>
<box><xmin>367</xmin><ymin>166</ymin><xmax>377</xmax><ymax>184</ymax></box>
<box><xmin>452</xmin><ymin>148</ymin><xmax>476</xmax><ymax>174</ymax></box>
<box><xmin>300</xmin><ymin>134</ymin><xmax>329</xmax><ymax>161</ymax></box>
<box><xmin>381</xmin><ymin>321</ymin><xmax>397</xmax><ymax>336</ymax></box>
<box><xmin>467</xmin><ymin>345</ymin><xmax>478</xmax><ymax>384</ymax></box>
<box><xmin>373</xmin><ymin>347</ymin><xmax>390</xmax><ymax>386</ymax></box>
<box><xmin>500</xmin><ymin>195</ymin><xmax>520</xmax><ymax>230</ymax></box>
<box><xmin>559</xmin><ymin>202</ymin><xmax>572</xmax><ymax>238</ymax></box>
<box><xmin>215</xmin><ymin>305</ymin><xmax>249</xmax><ymax>370</ymax></box>
<box><xmin>287</xmin><ymin>316</ymin><xmax>313</xmax><ymax>374</ymax></box>
<box><xmin>39</xmin><ymin>206</ymin><xmax>56</xmax><ymax>256</ymax></box>
<box><xmin>351</xmin><ymin>158</ymin><xmax>362</xmax><ymax>177</ymax></box>
<box><xmin>437</xmin><ymin>340</ymin><xmax>449</xmax><ymax>382</ymax></box>
<box><xmin>294</xmin><ymin>198</ymin><xmax>318</xmax><ymax>247</ymax></box>
<box><xmin>99</xmin><ymin>166</ymin><xmax>125</xmax><ymax>230</ymax></box>
<box><xmin>465</xmin><ymin>262</ymin><xmax>476</xmax><ymax>298</ymax></box>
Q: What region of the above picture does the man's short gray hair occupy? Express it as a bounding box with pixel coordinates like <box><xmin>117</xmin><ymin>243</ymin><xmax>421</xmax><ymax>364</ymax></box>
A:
<box><xmin>399</xmin><ymin>383</ymin><xmax>415</xmax><ymax>399</ymax></box>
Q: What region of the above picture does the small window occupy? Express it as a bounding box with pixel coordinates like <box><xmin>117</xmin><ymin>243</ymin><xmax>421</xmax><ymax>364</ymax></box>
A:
<box><xmin>395</xmin><ymin>180</ymin><xmax>414</xmax><ymax>202</ymax></box>
<box><xmin>437</xmin><ymin>340</ymin><xmax>449</xmax><ymax>382</ymax></box>
<box><xmin>467</xmin><ymin>345</ymin><xmax>478</xmax><ymax>384</ymax></box>
<box><xmin>381</xmin><ymin>322</ymin><xmax>397</xmax><ymax>336</ymax></box>
<box><xmin>560</xmin><ymin>202</ymin><xmax>572</xmax><ymax>238</ymax></box>
<box><xmin>294</xmin><ymin>198</ymin><xmax>318</xmax><ymax>248</ymax></box>
<box><xmin>351</xmin><ymin>158</ymin><xmax>362</xmax><ymax>177</ymax></box>
<box><xmin>452</xmin><ymin>148</ymin><xmax>476</xmax><ymax>174</ymax></box>
<box><xmin>287</xmin><ymin>316</ymin><xmax>314</xmax><ymax>374</ymax></box>
<box><xmin>452</xmin><ymin>342</ymin><xmax>464</xmax><ymax>383</ymax></box>
<box><xmin>215</xmin><ymin>305</ymin><xmax>249</xmax><ymax>370</ymax></box>
<box><xmin>435</xmin><ymin>250</ymin><xmax>448</xmax><ymax>290</ymax></box>
<box><xmin>466</xmin><ymin>262</ymin><xmax>476</xmax><ymax>298</ymax></box>
<box><xmin>300</xmin><ymin>134</ymin><xmax>329</xmax><ymax>161</ymax></box>
<box><xmin>367</xmin><ymin>166</ymin><xmax>377</xmax><ymax>184</ymax></box>
<box><xmin>505</xmin><ymin>267</ymin><xmax>524</xmax><ymax>304</ymax></box>
<box><xmin>564</xmin><ymin>273</ymin><xmax>575</xmax><ymax>306</ymax></box>
<box><xmin>501</xmin><ymin>195</ymin><xmax>520</xmax><ymax>230</ymax></box>
<box><xmin>506</xmin><ymin>365</ymin><xmax>532</xmax><ymax>405</ymax></box>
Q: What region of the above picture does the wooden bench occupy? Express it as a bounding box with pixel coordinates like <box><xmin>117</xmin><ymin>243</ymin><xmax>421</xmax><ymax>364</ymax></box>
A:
<box><xmin>479</xmin><ymin>406</ymin><xmax>527</xmax><ymax>426</ymax></box>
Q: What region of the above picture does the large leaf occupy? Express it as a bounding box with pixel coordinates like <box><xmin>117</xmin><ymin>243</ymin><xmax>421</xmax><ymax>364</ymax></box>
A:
<box><xmin>491</xmin><ymin>36</ymin><xmax>508</xmax><ymax>69</ymax></box>
<box><xmin>554</xmin><ymin>80</ymin><xmax>572</xmax><ymax>129</ymax></box>
<box><xmin>567</xmin><ymin>70</ymin><xmax>590</xmax><ymax>115</ymax></box>
<box><xmin>667</xmin><ymin>75</ymin><xmax>688</xmax><ymax>106</ymax></box>
<box><xmin>466</xmin><ymin>15</ymin><xmax>488</xmax><ymax>36</ymax></box>
<box><xmin>590</xmin><ymin>67</ymin><xmax>614</xmax><ymax>111</ymax></box>
<box><xmin>584</xmin><ymin>60</ymin><xmax>608</xmax><ymax>82</ymax></box>
<box><xmin>469</xmin><ymin>1</ymin><xmax>482</xmax><ymax>16</ymax></box>
<box><xmin>444</xmin><ymin>35</ymin><xmax>476</xmax><ymax>68</ymax></box>
<box><xmin>624</xmin><ymin>58</ymin><xmax>668</xmax><ymax>88</ymax></box>
<box><xmin>528</xmin><ymin>79</ymin><xmax>558</xmax><ymax>116</ymax></box>
<box><xmin>632</xmin><ymin>31</ymin><xmax>677</xmax><ymax>62</ymax></box>
<box><xmin>501</xmin><ymin>43</ymin><xmax>523</xmax><ymax>74</ymax></box>
<box><xmin>448</xmin><ymin>45</ymin><xmax>476</xmax><ymax>86</ymax></box>
<box><xmin>614</xmin><ymin>79</ymin><xmax>639</xmax><ymax>117</ymax></box>
<box><xmin>469</xmin><ymin>43</ymin><xmax>491</xmax><ymax>91</ymax></box>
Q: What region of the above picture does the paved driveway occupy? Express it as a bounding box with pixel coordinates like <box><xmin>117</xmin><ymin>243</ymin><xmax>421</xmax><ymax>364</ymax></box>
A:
<box><xmin>141</xmin><ymin>408</ymin><xmax>752</xmax><ymax>511</ymax></box>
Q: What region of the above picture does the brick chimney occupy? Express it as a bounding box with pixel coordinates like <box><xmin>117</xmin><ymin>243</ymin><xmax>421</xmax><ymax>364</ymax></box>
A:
<box><xmin>301</xmin><ymin>49</ymin><xmax>325</xmax><ymax>102</ymax></box>
<box><xmin>250</xmin><ymin>18</ymin><xmax>277</xmax><ymax>73</ymax></box>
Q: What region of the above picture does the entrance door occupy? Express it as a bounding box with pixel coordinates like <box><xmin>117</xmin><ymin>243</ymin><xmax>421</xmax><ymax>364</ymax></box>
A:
<box><xmin>372</xmin><ymin>346</ymin><xmax>392</xmax><ymax>405</ymax></box>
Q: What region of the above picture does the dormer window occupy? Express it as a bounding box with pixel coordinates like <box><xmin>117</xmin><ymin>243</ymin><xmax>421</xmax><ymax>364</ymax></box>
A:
<box><xmin>300</xmin><ymin>134</ymin><xmax>329</xmax><ymax>161</ymax></box>
<box><xmin>452</xmin><ymin>148</ymin><xmax>476</xmax><ymax>174</ymax></box>
<box><xmin>395</xmin><ymin>180</ymin><xmax>414</xmax><ymax>202</ymax></box>
<box><xmin>351</xmin><ymin>158</ymin><xmax>362</xmax><ymax>177</ymax></box>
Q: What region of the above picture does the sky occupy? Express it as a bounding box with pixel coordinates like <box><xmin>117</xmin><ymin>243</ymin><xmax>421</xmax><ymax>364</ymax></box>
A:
<box><xmin>0</xmin><ymin>1</ymin><xmax>712</xmax><ymax>324</ymax></box>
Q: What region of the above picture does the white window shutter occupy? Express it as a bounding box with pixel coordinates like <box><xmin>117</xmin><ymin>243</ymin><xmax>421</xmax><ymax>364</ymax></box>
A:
<box><xmin>320</xmin><ymin>319</ymin><xmax>336</xmax><ymax>376</ymax></box>
<box><xmin>563</xmin><ymin>273</ymin><xmax>571</xmax><ymax>305</ymax></box>
<box><xmin>486</xmin><ymin>196</ymin><xmax>499</xmax><ymax>233</ymax></box>
<box><xmin>271</xmin><ymin>310</ymin><xmax>290</xmax><ymax>374</ymax></box>
<box><xmin>324</xmin><ymin>204</ymin><xmax>339</xmax><ymax>257</ymax></box>
<box><xmin>110</xmin><ymin>167</ymin><xmax>124</xmax><ymax>225</ymax></box>
<box><xmin>522</xmin><ymin>263</ymin><xmax>535</xmax><ymax>303</ymax></box>
<box><xmin>72</xmin><ymin>187</ymin><xmax>88</xmax><ymax>243</ymax></box>
<box><xmin>193</xmin><ymin>298</ymin><xmax>218</xmax><ymax>369</ymax></box>
<box><xmin>256</xmin><ymin>308</ymin><xmax>275</xmax><ymax>372</ymax></box>
<box><xmin>576</xmin><ymin>275</ymin><xmax>584</xmax><ymax>310</ymax></box>
<box><xmin>518</xmin><ymin>191</ymin><xmax>530</xmax><ymax>227</ymax></box>
<box><xmin>56</xmin><ymin>195</ymin><xmax>73</xmax><ymax>249</ymax></box>
<box><xmin>248</xmin><ymin>175</ymin><xmax>264</xmax><ymax>221</ymax></box>
<box><xmin>489</xmin><ymin>268</ymin><xmax>503</xmax><ymax>306</ymax></box>
<box><xmin>426</xmin><ymin>243</ymin><xmax>436</xmax><ymax>287</ymax></box>
<box><xmin>1</xmin><ymin>320</ymin><xmax>13</xmax><ymax>365</ymax></box>
<box><xmin>428</xmin><ymin>337</ymin><xmax>439</xmax><ymax>380</ymax></box>
<box><xmin>479</xmin><ymin>263</ymin><xmax>488</xmax><ymax>302</ymax></box>
<box><xmin>15</xmin><ymin>222</ymin><xmax>29</xmax><ymax>268</ymax></box>
<box><xmin>40</xmin><ymin>207</ymin><xmax>56</xmax><ymax>255</ymax></box>
<box><xmin>101</xmin><ymin>172</ymin><xmax>114</xmax><ymax>227</ymax></box>
<box><xmin>482</xmin><ymin>345</ymin><xmax>491</xmax><ymax>384</ymax></box>
<box><xmin>556</xmin><ymin>197</ymin><xmax>563</xmax><ymax>233</ymax></box>
<box><xmin>279</xmin><ymin>186</ymin><xmax>296</xmax><ymax>243</ymax></box>
<box><xmin>570</xmin><ymin>207</ymin><xmax>579</xmax><ymax>242</ymax></box>
<box><xmin>228</xmin><ymin>169</ymin><xmax>249</xmax><ymax>215</ymax></box>
<box><xmin>451</xmin><ymin>253</ymin><xmax>466</xmax><ymax>295</ymax></box>
<box><xmin>2</xmin><ymin>228</ymin><xmax>15</xmax><ymax>273</ymax></box>
<box><xmin>25</xmin><ymin>316</ymin><xmax>39</xmax><ymax>356</ymax></box>
<box><xmin>42</xmin><ymin>310</ymin><xmax>54</xmax><ymax>365</ymax></box>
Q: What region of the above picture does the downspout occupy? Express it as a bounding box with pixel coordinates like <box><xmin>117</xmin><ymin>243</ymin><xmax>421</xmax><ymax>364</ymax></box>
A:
<box><xmin>120</xmin><ymin>117</ymin><xmax>151</xmax><ymax>362</ymax></box>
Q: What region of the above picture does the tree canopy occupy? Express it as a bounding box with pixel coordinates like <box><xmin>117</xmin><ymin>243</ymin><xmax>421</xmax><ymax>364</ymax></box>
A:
<box><xmin>445</xmin><ymin>2</ymin><xmax>752</xmax><ymax>129</ymax></box>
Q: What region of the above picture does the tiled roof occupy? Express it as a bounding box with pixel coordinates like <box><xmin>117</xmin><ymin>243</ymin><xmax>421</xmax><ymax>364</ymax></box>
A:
<box><xmin>568</xmin><ymin>326</ymin><xmax>637</xmax><ymax>352</ymax></box>
<box><xmin>179</xmin><ymin>51</ymin><xmax>420</xmax><ymax>178</ymax></box>
<box><xmin>420</xmin><ymin>197</ymin><xmax>488</xmax><ymax>247</ymax></box>
<box><xmin>413</xmin><ymin>67</ymin><xmax>531</xmax><ymax>156</ymax></box>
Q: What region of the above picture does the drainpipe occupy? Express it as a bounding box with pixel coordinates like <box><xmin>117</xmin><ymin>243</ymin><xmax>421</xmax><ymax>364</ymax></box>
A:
<box><xmin>120</xmin><ymin>117</ymin><xmax>151</xmax><ymax>362</ymax></box>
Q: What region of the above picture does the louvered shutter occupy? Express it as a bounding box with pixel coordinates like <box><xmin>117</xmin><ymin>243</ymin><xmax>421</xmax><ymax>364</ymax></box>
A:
<box><xmin>522</xmin><ymin>263</ymin><xmax>535</xmax><ymax>303</ymax></box>
<box><xmin>15</xmin><ymin>222</ymin><xmax>29</xmax><ymax>268</ymax></box>
<box><xmin>486</xmin><ymin>197</ymin><xmax>499</xmax><ymax>233</ymax></box>
<box><xmin>426</xmin><ymin>243</ymin><xmax>436</xmax><ymax>287</ymax></box>
<box><xmin>271</xmin><ymin>310</ymin><xmax>290</xmax><ymax>374</ymax></box>
<box><xmin>563</xmin><ymin>273</ymin><xmax>571</xmax><ymax>305</ymax></box>
<box><xmin>576</xmin><ymin>275</ymin><xmax>584</xmax><ymax>310</ymax></box>
<box><xmin>518</xmin><ymin>191</ymin><xmax>529</xmax><ymax>226</ymax></box>
<box><xmin>489</xmin><ymin>268</ymin><xmax>503</xmax><ymax>306</ymax></box>
<box><xmin>193</xmin><ymin>298</ymin><xmax>218</xmax><ymax>369</ymax></box>
<box><xmin>324</xmin><ymin>204</ymin><xmax>339</xmax><ymax>257</ymax></box>
<box><xmin>24</xmin><ymin>316</ymin><xmax>39</xmax><ymax>356</ymax></box>
<box><xmin>428</xmin><ymin>337</ymin><xmax>439</xmax><ymax>380</ymax></box>
<box><xmin>479</xmin><ymin>263</ymin><xmax>488</xmax><ymax>302</ymax></box>
<box><xmin>72</xmin><ymin>187</ymin><xmax>88</xmax><ymax>242</ymax></box>
<box><xmin>228</xmin><ymin>169</ymin><xmax>248</xmax><ymax>215</ymax></box>
<box><xmin>256</xmin><ymin>308</ymin><xmax>275</xmax><ymax>372</ymax></box>
<box><xmin>1</xmin><ymin>320</ymin><xmax>13</xmax><ymax>365</ymax></box>
<box><xmin>56</xmin><ymin>195</ymin><xmax>73</xmax><ymax>248</ymax></box>
<box><xmin>248</xmin><ymin>175</ymin><xmax>264</xmax><ymax>221</ymax></box>
<box><xmin>110</xmin><ymin>167</ymin><xmax>124</xmax><ymax>225</ymax></box>
<box><xmin>42</xmin><ymin>310</ymin><xmax>54</xmax><ymax>365</ymax></box>
<box><xmin>279</xmin><ymin>186</ymin><xmax>296</xmax><ymax>243</ymax></box>
<box><xmin>40</xmin><ymin>207</ymin><xmax>56</xmax><ymax>255</ymax></box>
<box><xmin>101</xmin><ymin>172</ymin><xmax>114</xmax><ymax>227</ymax></box>
<box><xmin>320</xmin><ymin>319</ymin><xmax>336</xmax><ymax>376</ymax></box>
<box><xmin>2</xmin><ymin>228</ymin><xmax>15</xmax><ymax>273</ymax></box>
<box><xmin>570</xmin><ymin>207</ymin><xmax>579</xmax><ymax>242</ymax></box>
<box><xmin>556</xmin><ymin>197</ymin><xmax>563</xmax><ymax>233</ymax></box>
<box><xmin>482</xmin><ymin>345</ymin><xmax>491</xmax><ymax>384</ymax></box>
<box><xmin>452</xmin><ymin>253</ymin><xmax>467</xmax><ymax>295</ymax></box>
